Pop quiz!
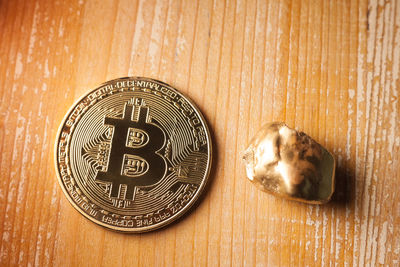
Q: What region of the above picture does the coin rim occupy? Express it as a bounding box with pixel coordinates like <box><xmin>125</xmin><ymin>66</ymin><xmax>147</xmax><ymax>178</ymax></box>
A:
<box><xmin>54</xmin><ymin>77</ymin><xmax>212</xmax><ymax>233</ymax></box>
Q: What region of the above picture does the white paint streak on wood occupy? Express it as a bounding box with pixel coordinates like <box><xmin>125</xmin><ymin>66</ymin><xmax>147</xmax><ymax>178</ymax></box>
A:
<box><xmin>314</xmin><ymin>205</ymin><xmax>320</xmax><ymax>262</ymax></box>
<box><xmin>388</xmin><ymin>0</ymin><xmax>400</xmax><ymax>157</ymax></box>
<box><xmin>321</xmin><ymin>209</ymin><xmax>328</xmax><ymax>267</ymax></box>
<box><xmin>358</xmin><ymin>0</ymin><xmax>377</xmax><ymax>265</ymax></box>
<box><xmin>330</xmin><ymin>208</ymin><xmax>335</xmax><ymax>265</ymax></box>
<box><xmin>378</xmin><ymin>221</ymin><xmax>388</xmax><ymax>265</ymax></box>
<box><xmin>146</xmin><ymin>0</ymin><xmax>166</xmax><ymax>73</ymax></box>
<box><xmin>128</xmin><ymin>0</ymin><xmax>147</xmax><ymax>76</ymax></box>
<box><xmin>27</xmin><ymin>2</ymin><xmax>40</xmax><ymax>63</ymax></box>
<box><xmin>14</xmin><ymin>53</ymin><xmax>23</xmax><ymax>79</ymax></box>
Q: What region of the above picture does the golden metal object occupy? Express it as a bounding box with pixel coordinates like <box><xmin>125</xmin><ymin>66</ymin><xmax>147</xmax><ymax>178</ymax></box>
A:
<box><xmin>55</xmin><ymin>77</ymin><xmax>212</xmax><ymax>232</ymax></box>
<box><xmin>243</xmin><ymin>122</ymin><xmax>335</xmax><ymax>204</ymax></box>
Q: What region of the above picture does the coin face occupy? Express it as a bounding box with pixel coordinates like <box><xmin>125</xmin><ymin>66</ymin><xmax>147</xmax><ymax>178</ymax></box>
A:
<box><xmin>55</xmin><ymin>77</ymin><xmax>212</xmax><ymax>232</ymax></box>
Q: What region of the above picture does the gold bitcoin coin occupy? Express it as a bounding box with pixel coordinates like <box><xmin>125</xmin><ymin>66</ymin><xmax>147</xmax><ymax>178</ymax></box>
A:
<box><xmin>55</xmin><ymin>77</ymin><xmax>212</xmax><ymax>232</ymax></box>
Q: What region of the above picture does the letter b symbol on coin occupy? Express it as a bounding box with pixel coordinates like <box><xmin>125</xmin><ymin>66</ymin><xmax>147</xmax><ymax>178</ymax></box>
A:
<box><xmin>95</xmin><ymin>103</ymin><xmax>167</xmax><ymax>200</ymax></box>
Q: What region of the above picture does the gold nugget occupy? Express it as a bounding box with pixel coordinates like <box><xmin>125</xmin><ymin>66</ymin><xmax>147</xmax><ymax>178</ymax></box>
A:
<box><xmin>243</xmin><ymin>122</ymin><xmax>335</xmax><ymax>204</ymax></box>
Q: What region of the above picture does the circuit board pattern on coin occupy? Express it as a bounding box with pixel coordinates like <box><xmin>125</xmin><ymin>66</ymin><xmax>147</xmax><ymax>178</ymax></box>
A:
<box><xmin>55</xmin><ymin>77</ymin><xmax>212</xmax><ymax>232</ymax></box>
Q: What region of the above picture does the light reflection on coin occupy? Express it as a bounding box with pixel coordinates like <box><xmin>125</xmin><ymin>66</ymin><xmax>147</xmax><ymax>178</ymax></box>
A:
<box><xmin>55</xmin><ymin>77</ymin><xmax>212</xmax><ymax>232</ymax></box>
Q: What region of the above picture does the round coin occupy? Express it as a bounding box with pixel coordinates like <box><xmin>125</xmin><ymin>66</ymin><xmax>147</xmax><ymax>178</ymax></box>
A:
<box><xmin>55</xmin><ymin>77</ymin><xmax>212</xmax><ymax>232</ymax></box>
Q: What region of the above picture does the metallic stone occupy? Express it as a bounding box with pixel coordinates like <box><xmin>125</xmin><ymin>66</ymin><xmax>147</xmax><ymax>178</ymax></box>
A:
<box><xmin>243</xmin><ymin>122</ymin><xmax>335</xmax><ymax>204</ymax></box>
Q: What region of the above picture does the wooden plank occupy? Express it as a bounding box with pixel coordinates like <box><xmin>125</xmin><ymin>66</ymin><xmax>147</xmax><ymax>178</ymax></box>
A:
<box><xmin>0</xmin><ymin>0</ymin><xmax>399</xmax><ymax>266</ymax></box>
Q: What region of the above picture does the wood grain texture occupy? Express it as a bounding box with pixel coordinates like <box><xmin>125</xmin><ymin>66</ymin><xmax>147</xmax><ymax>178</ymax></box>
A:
<box><xmin>0</xmin><ymin>0</ymin><xmax>399</xmax><ymax>266</ymax></box>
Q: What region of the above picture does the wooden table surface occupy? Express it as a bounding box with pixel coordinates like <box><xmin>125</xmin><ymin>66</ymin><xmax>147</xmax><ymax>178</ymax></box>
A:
<box><xmin>1</xmin><ymin>0</ymin><xmax>399</xmax><ymax>266</ymax></box>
